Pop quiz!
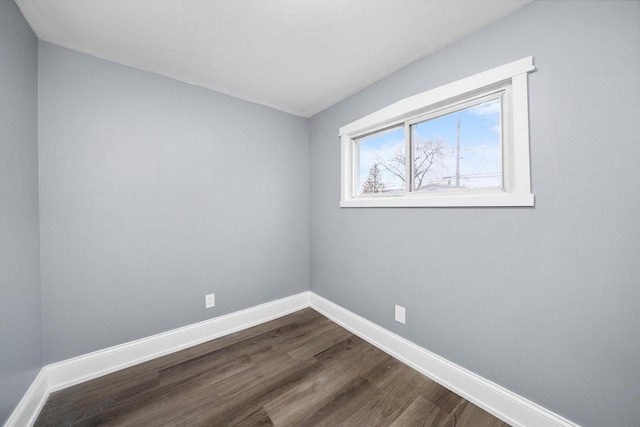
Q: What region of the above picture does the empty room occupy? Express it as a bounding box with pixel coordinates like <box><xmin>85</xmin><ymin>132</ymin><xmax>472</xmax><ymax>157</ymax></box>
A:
<box><xmin>1</xmin><ymin>0</ymin><xmax>639</xmax><ymax>426</ymax></box>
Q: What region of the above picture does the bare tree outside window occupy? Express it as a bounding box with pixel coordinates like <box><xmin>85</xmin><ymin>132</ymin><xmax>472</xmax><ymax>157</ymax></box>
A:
<box><xmin>361</xmin><ymin>163</ymin><xmax>386</xmax><ymax>194</ymax></box>
<box><xmin>377</xmin><ymin>138</ymin><xmax>445</xmax><ymax>190</ymax></box>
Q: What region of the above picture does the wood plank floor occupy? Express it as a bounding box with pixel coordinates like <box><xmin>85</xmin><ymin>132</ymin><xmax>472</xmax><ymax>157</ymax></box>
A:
<box><xmin>35</xmin><ymin>308</ymin><xmax>510</xmax><ymax>426</ymax></box>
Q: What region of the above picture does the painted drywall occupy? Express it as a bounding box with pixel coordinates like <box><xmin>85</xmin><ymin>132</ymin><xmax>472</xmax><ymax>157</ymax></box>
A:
<box><xmin>309</xmin><ymin>1</ymin><xmax>640</xmax><ymax>426</ymax></box>
<box><xmin>0</xmin><ymin>0</ymin><xmax>42</xmax><ymax>423</ymax></box>
<box><xmin>38</xmin><ymin>42</ymin><xmax>309</xmax><ymax>364</ymax></box>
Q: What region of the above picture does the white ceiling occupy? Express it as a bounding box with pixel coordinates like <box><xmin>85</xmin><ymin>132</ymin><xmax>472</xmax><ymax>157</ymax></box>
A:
<box><xmin>16</xmin><ymin>0</ymin><xmax>531</xmax><ymax>117</ymax></box>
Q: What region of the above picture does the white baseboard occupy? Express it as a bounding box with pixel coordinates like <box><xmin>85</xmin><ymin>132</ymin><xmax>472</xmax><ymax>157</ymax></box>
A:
<box><xmin>46</xmin><ymin>291</ymin><xmax>311</xmax><ymax>392</ymax></box>
<box><xmin>309</xmin><ymin>292</ymin><xmax>579</xmax><ymax>427</ymax></box>
<box><xmin>5</xmin><ymin>291</ymin><xmax>310</xmax><ymax>427</ymax></box>
<box><xmin>6</xmin><ymin>290</ymin><xmax>578</xmax><ymax>427</ymax></box>
<box><xmin>3</xmin><ymin>369</ymin><xmax>48</xmax><ymax>427</ymax></box>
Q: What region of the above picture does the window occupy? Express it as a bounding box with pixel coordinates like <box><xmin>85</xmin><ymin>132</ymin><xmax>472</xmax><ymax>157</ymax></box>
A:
<box><xmin>340</xmin><ymin>57</ymin><xmax>535</xmax><ymax>207</ymax></box>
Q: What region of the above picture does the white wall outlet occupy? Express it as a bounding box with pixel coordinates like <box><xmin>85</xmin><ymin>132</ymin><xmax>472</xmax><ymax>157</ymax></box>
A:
<box><xmin>205</xmin><ymin>293</ymin><xmax>215</xmax><ymax>309</ymax></box>
<box><xmin>395</xmin><ymin>305</ymin><xmax>406</xmax><ymax>324</ymax></box>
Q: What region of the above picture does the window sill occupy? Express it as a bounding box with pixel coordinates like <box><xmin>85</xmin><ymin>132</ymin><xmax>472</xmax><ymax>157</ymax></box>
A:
<box><xmin>340</xmin><ymin>191</ymin><xmax>534</xmax><ymax>208</ymax></box>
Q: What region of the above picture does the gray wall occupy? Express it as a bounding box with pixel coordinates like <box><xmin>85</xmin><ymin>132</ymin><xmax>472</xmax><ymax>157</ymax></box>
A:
<box><xmin>38</xmin><ymin>43</ymin><xmax>309</xmax><ymax>364</ymax></box>
<box><xmin>4</xmin><ymin>1</ymin><xmax>639</xmax><ymax>426</ymax></box>
<box><xmin>309</xmin><ymin>1</ymin><xmax>640</xmax><ymax>426</ymax></box>
<box><xmin>0</xmin><ymin>0</ymin><xmax>42</xmax><ymax>423</ymax></box>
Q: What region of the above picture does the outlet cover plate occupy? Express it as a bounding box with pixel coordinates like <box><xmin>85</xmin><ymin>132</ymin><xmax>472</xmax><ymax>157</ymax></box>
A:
<box><xmin>395</xmin><ymin>305</ymin><xmax>406</xmax><ymax>324</ymax></box>
<box><xmin>205</xmin><ymin>293</ymin><xmax>215</xmax><ymax>308</ymax></box>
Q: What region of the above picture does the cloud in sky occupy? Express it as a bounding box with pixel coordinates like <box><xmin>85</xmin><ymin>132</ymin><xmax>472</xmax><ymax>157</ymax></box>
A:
<box><xmin>469</xmin><ymin>99</ymin><xmax>500</xmax><ymax>118</ymax></box>
<box><xmin>469</xmin><ymin>99</ymin><xmax>501</xmax><ymax>134</ymax></box>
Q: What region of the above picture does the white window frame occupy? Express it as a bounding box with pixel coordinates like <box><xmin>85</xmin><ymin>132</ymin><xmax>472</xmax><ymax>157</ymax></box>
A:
<box><xmin>340</xmin><ymin>57</ymin><xmax>535</xmax><ymax>207</ymax></box>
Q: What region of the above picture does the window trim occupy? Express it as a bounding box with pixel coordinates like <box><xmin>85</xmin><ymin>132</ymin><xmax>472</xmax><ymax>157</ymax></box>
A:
<box><xmin>340</xmin><ymin>57</ymin><xmax>535</xmax><ymax>207</ymax></box>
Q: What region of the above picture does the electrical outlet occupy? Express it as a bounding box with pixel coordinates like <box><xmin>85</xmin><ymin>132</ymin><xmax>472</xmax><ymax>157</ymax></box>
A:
<box><xmin>205</xmin><ymin>293</ymin><xmax>215</xmax><ymax>309</ymax></box>
<box><xmin>395</xmin><ymin>305</ymin><xmax>406</xmax><ymax>324</ymax></box>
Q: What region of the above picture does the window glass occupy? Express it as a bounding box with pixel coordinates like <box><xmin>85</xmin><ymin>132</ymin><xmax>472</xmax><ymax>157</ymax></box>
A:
<box><xmin>411</xmin><ymin>99</ymin><xmax>502</xmax><ymax>192</ymax></box>
<box><xmin>356</xmin><ymin>126</ymin><xmax>405</xmax><ymax>195</ymax></box>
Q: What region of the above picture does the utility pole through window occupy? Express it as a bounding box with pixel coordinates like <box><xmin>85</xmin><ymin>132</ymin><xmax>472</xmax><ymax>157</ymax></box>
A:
<box><xmin>455</xmin><ymin>118</ymin><xmax>461</xmax><ymax>187</ymax></box>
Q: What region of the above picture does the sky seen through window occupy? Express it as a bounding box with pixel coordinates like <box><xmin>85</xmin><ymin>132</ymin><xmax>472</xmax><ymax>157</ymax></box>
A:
<box><xmin>357</xmin><ymin>99</ymin><xmax>502</xmax><ymax>195</ymax></box>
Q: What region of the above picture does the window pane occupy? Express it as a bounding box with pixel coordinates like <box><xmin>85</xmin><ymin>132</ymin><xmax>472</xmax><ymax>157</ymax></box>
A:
<box><xmin>412</xmin><ymin>99</ymin><xmax>502</xmax><ymax>192</ymax></box>
<box><xmin>357</xmin><ymin>127</ymin><xmax>405</xmax><ymax>195</ymax></box>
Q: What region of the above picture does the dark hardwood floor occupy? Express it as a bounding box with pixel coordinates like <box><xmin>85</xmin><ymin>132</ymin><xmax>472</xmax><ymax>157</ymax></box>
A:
<box><xmin>35</xmin><ymin>308</ymin><xmax>510</xmax><ymax>426</ymax></box>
